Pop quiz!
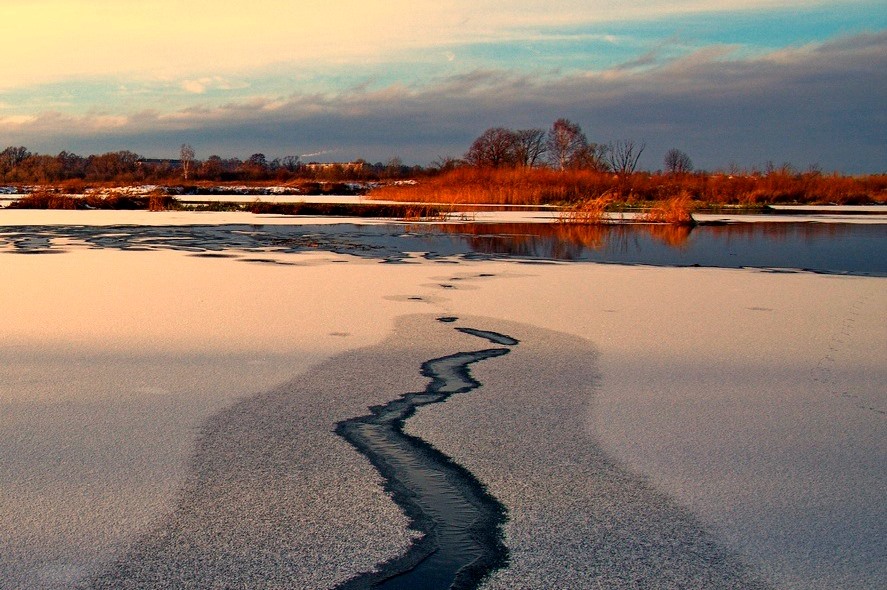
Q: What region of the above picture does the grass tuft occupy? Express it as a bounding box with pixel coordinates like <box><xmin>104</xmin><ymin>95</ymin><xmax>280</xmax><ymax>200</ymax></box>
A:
<box><xmin>557</xmin><ymin>193</ymin><xmax>615</xmax><ymax>224</ymax></box>
<box><xmin>641</xmin><ymin>193</ymin><xmax>696</xmax><ymax>225</ymax></box>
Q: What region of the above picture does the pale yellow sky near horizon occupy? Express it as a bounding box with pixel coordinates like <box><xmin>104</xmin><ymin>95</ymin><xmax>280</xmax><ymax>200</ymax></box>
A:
<box><xmin>1</xmin><ymin>0</ymin><xmax>831</xmax><ymax>88</ymax></box>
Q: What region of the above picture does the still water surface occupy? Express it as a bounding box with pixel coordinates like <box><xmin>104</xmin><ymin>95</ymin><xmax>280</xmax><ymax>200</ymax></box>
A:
<box><xmin>0</xmin><ymin>222</ymin><xmax>883</xmax><ymax>276</ymax></box>
<box><xmin>420</xmin><ymin>222</ymin><xmax>886</xmax><ymax>275</ymax></box>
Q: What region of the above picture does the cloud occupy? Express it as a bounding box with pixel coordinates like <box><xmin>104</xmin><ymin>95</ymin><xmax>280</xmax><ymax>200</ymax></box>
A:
<box><xmin>0</xmin><ymin>115</ymin><xmax>38</xmax><ymax>126</ymax></box>
<box><xmin>6</xmin><ymin>31</ymin><xmax>885</xmax><ymax>172</ymax></box>
<box><xmin>181</xmin><ymin>80</ymin><xmax>209</xmax><ymax>95</ymax></box>
<box><xmin>0</xmin><ymin>0</ymin><xmax>856</xmax><ymax>88</ymax></box>
<box><xmin>180</xmin><ymin>77</ymin><xmax>250</xmax><ymax>94</ymax></box>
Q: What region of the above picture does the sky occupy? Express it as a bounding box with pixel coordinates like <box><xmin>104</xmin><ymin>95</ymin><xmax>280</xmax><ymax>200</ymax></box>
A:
<box><xmin>1</xmin><ymin>0</ymin><xmax>885</xmax><ymax>172</ymax></box>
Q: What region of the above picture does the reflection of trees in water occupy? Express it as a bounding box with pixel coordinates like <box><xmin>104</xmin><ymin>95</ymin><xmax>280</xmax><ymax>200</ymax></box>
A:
<box><xmin>705</xmin><ymin>222</ymin><xmax>846</xmax><ymax>242</ymax></box>
<box><xmin>1</xmin><ymin>222</ymin><xmax>879</xmax><ymax>274</ymax></box>
<box><xmin>433</xmin><ymin>223</ymin><xmax>694</xmax><ymax>257</ymax></box>
<box><xmin>431</xmin><ymin>223</ymin><xmax>599</xmax><ymax>260</ymax></box>
<box><xmin>702</xmin><ymin>222</ymin><xmax>854</xmax><ymax>258</ymax></box>
<box><xmin>1</xmin><ymin>223</ymin><xmax>855</xmax><ymax>260</ymax></box>
<box><xmin>646</xmin><ymin>225</ymin><xmax>693</xmax><ymax>248</ymax></box>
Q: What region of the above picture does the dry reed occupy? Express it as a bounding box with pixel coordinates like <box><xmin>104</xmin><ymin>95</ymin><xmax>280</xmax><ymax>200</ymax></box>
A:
<box><xmin>557</xmin><ymin>193</ymin><xmax>615</xmax><ymax>224</ymax></box>
<box><xmin>641</xmin><ymin>193</ymin><xmax>696</xmax><ymax>225</ymax></box>
<box><xmin>8</xmin><ymin>189</ymin><xmax>78</xmax><ymax>209</ymax></box>
<box><xmin>371</xmin><ymin>168</ymin><xmax>887</xmax><ymax>206</ymax></box>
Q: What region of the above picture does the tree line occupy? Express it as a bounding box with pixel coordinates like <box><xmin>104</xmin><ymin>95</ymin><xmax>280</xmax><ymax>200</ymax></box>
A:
<box><xmin>0</xmin><ymin>145</ymin><xmax>421</xmax><ymax>185</ymax></box>
<box><xmin>0</xmin><ymin>119</ymin><xmax>695</xmax><ymax>186</ymax></box>
<box><xmin>2</xmin><ymin>117</ymin><xmax>881</xmax><ymax>189</ymax></box>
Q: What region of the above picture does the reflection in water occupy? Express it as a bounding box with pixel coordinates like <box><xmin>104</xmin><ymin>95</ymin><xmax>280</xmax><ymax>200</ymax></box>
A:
<box><xmin>0</xmin><ymin>222</ymin><xmax>883</xmax><ymax>275</ymax></box>
<box><xmin>421</xmin><ymin>222</ymin><xmax>884</xmax><ymax>274</ymax></box>
<box><xmin>647</xmin><ymin>224</ymin><xmax>694</xmax><ymax>248</ymax></box>
<box><xmin>425</xmin><ymin>223</ymin><xmax>695</xmax><ymax>254</ymax></box>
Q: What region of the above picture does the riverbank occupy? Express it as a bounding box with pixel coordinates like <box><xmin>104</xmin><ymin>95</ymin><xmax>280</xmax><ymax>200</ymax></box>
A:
<box><xmin>1</xmin><ymin>217</ymin><xmax>884</xmax><ymax>589</ymax></box>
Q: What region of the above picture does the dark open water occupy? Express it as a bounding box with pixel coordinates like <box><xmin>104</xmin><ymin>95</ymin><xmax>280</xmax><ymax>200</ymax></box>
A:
<box><xmin>0</xmin><ymin>222</ymin><xmax>884</xmax><ymax>276</ymax></box>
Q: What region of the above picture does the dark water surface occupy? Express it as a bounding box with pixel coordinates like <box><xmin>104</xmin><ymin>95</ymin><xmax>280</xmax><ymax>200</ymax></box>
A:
<box><xmin>1</xmin><ymin>222</ymin><xmax>883</xmax><ymax>275</ymax></box>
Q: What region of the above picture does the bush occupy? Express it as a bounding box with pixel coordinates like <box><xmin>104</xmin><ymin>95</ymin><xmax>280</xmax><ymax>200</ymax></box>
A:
<box><xmin>557</xmin><ymin>193</ymin><xmax>614</xmax><ymax>224</ymax></box>
<box><xmin>8</xmin><ymin>189</ymin><xmax>77</xmax><ymax>209</ymax></box>
<box><xmin>84</xmin><ymin>191</ymin><xmax>145</xmax><ymax>209</ymax></box>
<box><xmin>59</xmin><ymin>178</ymin><xmax>86</xmax><ymax>194</ymax></box>
<box><xmin>148</xmin><ymin>190</ymin><xmax>175</xmax><ymax>211</ymax></box>
<box><xmin>247</xmin><ymin>201</ymin><xmax>446</xmax><ymax>218</ymax></box>
<box><xmin>641</xmin><ymin>193</ymin><xmax>696</xmax><ymax>225</ymax></box>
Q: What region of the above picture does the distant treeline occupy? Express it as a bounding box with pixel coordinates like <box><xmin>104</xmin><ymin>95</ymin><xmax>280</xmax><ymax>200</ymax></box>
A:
<box><xmin>2</xmin><ymin>116</ymin><xmax>885</xmax><ymax>205</ymax></box>
<box><xmin>0</xmin><ymin>146</ymin><xmax>420</xmax><ymax>185</ymax></box>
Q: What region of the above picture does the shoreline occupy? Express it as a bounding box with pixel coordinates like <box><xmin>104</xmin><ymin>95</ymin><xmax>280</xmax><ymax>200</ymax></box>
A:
<box><xmin>1</xmin><ymin>203</ymin><xmax>887</xmax><ymax>225</ymax></box>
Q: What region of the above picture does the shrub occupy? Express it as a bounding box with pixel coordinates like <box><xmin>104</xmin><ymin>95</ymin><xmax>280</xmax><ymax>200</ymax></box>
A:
<box><xmin>557</xmin><ymin>193</ymin><xmax>614</xmax><ymax>224</ymax></box>
<box><xmin>9</xmin><ymin>189</ymin><xmax>77</xmax><ymax>209</ymax></box>
<box><xmin>59</xmin><ymin>178</ymin><xmax>86</xmax><ymax>194</ymax></box>
<box><xmin>246</xmin><ymin>201</ymin><xmax>446</xmax><ymax>219</ymax></box>
<box><xmin>148</xmin><ymin>191</ymin><xmax>175</xmax><ymax>212</ymax></box>
<box><xmin>641</xmin><ymin>193</ymin><xmax>696</xmax><ymax>225</ymax></box>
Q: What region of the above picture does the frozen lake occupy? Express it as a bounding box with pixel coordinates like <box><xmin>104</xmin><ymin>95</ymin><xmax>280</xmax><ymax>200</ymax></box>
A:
<box><xmin>1</xmin><ymin>220</ymin><xmax>884</xmax><ymax>275</ymax></box>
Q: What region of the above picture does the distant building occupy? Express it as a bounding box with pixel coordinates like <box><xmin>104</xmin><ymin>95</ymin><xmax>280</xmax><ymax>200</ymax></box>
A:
<box><xmin>304</xmin><ymin>161</ymin><xmax>366</xmax><ymax>173</ymax></box>
<box><xmin>137</xmin><ymin>158</ymin><xmax>183</xmax><ymax>168</ymax></box>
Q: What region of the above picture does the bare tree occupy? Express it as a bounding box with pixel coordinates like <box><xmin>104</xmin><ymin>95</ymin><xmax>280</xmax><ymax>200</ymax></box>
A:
<box><xmin>385</xmin><ymin>157</ymin><xmax>406</xmax><ymax>178</ymax></box>
<box><xmin>606</xmin><ymin>140</ymin><xmax>646</xmax><ymax>175</ymax></box>
<box><xmin>547</xmin><ymin>119</ymin><xmax>588</xmax><ymax>170</ymax></box>
<box><xmin>86</xmin><ymin>151</ymin><xmax>141</xmax><ymax>182</ymax></box>
<box><xmin>431</xmin><ymin>155</ymin><xmax>463</xmax><ymax>172</ymax></box>
<box><xmin>512</xmin><ymin>128</ymin><xmax>547</xmax><ymax>167</ymax></box>
<box><xmin>280</xmin><ymin>155</ymin><xmax>300</xmax><ymax>172</ymax></box>
<box><xmin>663</xmin><ymin>148</ymin><xmax>693</xmax><ymax>174</ymax></box>
<box><xmin>0</xmin><ymin>146</ymin><xmax>31</xmax><ymax>177</ymax></box>
<box><xmin>180</xmin><ymin>144</ymin><xmax>195</xmax><ymax>180</ymax></box>
<box><xmin>56</xmin><ymin>151</ymin><xmax>86</xmax><ymax>179</ymax></box>
<box><xmin>199</xmin><ymin>155</ymin><xmax>224</xmax><ymax>180</ymax></box>
<box><xmin>570</xmin><ymin>143</ymin><xmax>610</xmax><ymax>171</ymax></box>
<box><xmin>247</xmin><ymin>153</ymin><xmax>267</xmax><ymax>168</ymax></box>
<box><xmin>465</xmin><ymin>127</ymin><xmax>519</xmax><ymax>168</ymax></box>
